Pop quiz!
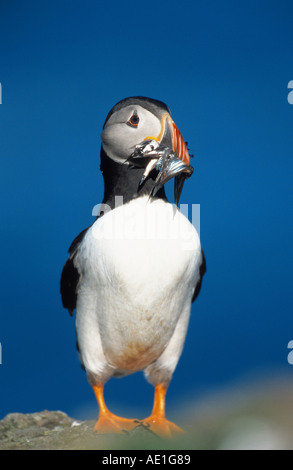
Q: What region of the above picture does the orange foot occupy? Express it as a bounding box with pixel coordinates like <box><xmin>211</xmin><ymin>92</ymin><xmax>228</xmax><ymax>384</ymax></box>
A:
<box><xmin>141</xmin><ymin>384</ymin><xmax>185</xmax><ymax>438</ymax></box>
<box><xmin>92</xmin><ymin>383</ymin><xmax>140</xmax><ymax>435</ymax></box>
<box><xmin>141</xmin><ymin>415</ymin><xmax>184</xmax><ymax>438</ymax></box>
<box><xmin>94</xmin><ymin>411</ymin><xmax>140</xmax><ymax>435</ymax></box>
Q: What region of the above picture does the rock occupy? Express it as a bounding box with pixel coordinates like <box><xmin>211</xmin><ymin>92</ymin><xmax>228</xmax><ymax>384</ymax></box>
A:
<box><xmin>2</xmin><ymin>376</ymin><xmax>293</xmax><ymax>449</ymax></box>
<box><xmin>0</xmin><ymin>410</ymin><xmax>164</xmax><ymax>450</ymax></box>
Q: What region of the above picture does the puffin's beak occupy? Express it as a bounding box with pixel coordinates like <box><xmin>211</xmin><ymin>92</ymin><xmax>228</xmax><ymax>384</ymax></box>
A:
<box><xmin>159</xmin><ymin>114</ymin><xmax>190</xmax><ymax>165</ymax></box>
<box><xmin>129</xmin><ymin>113</ymin><xmax>193</xmax><ymax>205</ymax></box>
<box><xmin>151</xmin><ymin>114</ymin><xmax>193</xmax><ymax>205</ymax></box>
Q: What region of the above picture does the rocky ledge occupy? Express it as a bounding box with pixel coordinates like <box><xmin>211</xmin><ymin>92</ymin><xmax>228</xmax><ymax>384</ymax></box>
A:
<box><xmin>1</xmin><ymin>376</ymin><xmax>293</xmax><ymax>450</ymax></box>
<box><xmin>0</xmin><ymin>410</ymin><xmax>175</xmax><ymax>450</ymax></box>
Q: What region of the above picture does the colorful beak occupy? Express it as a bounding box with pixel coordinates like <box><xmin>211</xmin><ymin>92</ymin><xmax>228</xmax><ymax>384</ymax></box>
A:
<box><xmin>152</xmin><ymin>114</ymin><xmax>193</xmax><ymax>204</ymax></box>
<box><xmin>128</xmin><ymin>112</ymin><xmax>193</xmax><ymax>205</ymax></box>
<box><xmin>170</xmin><ymin>119</ymin><xmax>190</xmax><ymax>165</ymax></box>
<box><xmin>146</xmin><ymin>113</ymin><xmax>190</xmax><ymax>165</ymax></box>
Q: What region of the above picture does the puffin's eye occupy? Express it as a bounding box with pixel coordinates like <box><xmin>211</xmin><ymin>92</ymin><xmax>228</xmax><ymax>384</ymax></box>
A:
<box><xmin>127</xmin><ymin>112</ymin><xmax>140</xmax><ymax>128</ymax></box>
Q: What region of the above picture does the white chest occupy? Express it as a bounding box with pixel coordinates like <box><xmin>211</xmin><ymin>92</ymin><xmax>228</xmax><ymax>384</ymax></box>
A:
<box><xmin>76</xmin><ymin>197</ymin><xmax>201</xmax><ymax>371</ymax></box>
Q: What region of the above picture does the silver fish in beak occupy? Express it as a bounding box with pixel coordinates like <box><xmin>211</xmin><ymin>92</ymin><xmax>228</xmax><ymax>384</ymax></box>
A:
<box><xmin>151</xmin><ymin>149</ymin><xmax>193</xmax><ymax>206</ymax></box>
<box><xmin>128</xmin><ymin>113</ymin><xmax>193</xmax><ymax>205</ymax></box>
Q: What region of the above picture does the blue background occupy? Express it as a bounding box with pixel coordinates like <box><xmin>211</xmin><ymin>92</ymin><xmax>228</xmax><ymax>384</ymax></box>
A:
<box><xmin>0</xmin><ymin>0</ymin><xmax>292</xmax><ymax>421</ymax></box>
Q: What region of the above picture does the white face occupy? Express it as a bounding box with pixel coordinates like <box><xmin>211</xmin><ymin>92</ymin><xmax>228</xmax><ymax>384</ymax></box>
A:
<box><xmin>101</xmin><ymin>104</ymin><xmax>162</xmax><ymax>163</ymax></box>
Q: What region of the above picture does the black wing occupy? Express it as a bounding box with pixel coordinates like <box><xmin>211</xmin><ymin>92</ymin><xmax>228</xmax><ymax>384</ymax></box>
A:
<box><xmin>192</xmin><ymin>248</ymin><xmax>206</xmax><ymax>303</ymax></box>
<box><xmin>60</xmin><ymin>227</ymin><xmax>90</xmax><ymax>316</ymax></box>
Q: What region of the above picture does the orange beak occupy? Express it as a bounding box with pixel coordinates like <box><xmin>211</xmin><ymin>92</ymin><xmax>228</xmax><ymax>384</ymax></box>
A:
<box><xmin>144</xmin><ymin>113</ymin><xmax>190</xmax><ymax>165</ymax></box>
<box><xmin>170</xmin><ymin>119</ymin><xmax>190</xmax><ymax>165</ymax></box>
<box><xmin>129</xmin><ymin>112</ymin><xmax>193</xmax><ymax>205</ymax></box>
<box><xmin>147</xmin><ymin>113</ymin><xmax>193</xmax><ymax>204</ymax></box>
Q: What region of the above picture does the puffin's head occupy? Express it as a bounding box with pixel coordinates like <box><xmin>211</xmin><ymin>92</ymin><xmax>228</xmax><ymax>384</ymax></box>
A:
<box><xmin>101</xmin><ymin>96</ymin><xmax>193</xmax><ymax>204</ymax></box>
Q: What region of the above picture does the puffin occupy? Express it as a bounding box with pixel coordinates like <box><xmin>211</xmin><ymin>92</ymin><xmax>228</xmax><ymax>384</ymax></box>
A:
<box><xmin>60</xmin><ymin>96</ymin><xmax>206</xmax><ymax>437</ymax></box>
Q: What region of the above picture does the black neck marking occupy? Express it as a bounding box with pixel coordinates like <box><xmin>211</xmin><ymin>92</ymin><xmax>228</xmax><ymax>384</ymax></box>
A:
<box><xmin>100</xmin><ymin>147</ymin><xmax>167</xmax><ymax>211</ymax></box>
